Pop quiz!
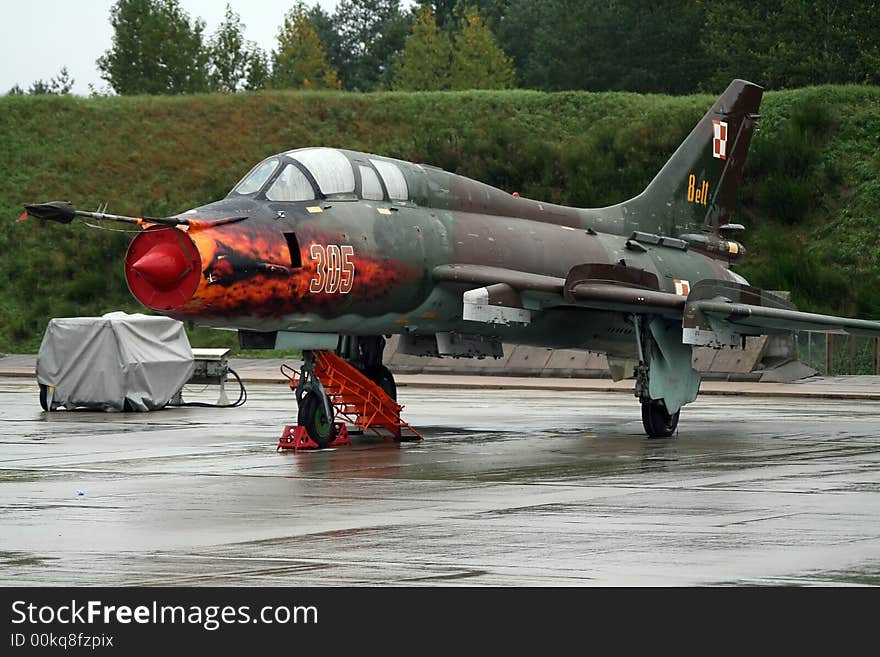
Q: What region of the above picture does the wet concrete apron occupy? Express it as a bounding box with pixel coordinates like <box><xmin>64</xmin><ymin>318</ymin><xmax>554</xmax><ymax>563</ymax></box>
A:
<box><xmin>1</xmin><ymin>378</ymin><xmax>879</xmax><ymax>585</ymax></box>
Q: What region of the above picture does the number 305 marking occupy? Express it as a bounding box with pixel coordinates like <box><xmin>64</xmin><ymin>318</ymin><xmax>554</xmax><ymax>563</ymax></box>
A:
<box><xmin>309</xmin><ymin>244</ymin><xmax>355</xmax><ymax>294</ymax></box>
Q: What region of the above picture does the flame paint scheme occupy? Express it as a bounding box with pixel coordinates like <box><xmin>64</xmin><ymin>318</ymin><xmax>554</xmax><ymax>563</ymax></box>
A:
<box><xmin>180</xmin><ymin>223</ymin><xmax>420</xmax><ymax>320</ymax></box>
<box><xmin>22</xmin><ymin>80</ymin><xmax>880</xmax><ymax>437</ymax></box>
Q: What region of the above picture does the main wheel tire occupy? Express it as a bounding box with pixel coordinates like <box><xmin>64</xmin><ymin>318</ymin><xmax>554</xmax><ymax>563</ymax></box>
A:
<box><xmin>641</xmin><ymin>400</ymin><xmax>679</xmax><ymax>438</ymax></box>
<box><xmin>297</xmin><ymin>393</ymin><xmax>336</xmax><ymax>448</ymax></box>
<box><xmin>364</xmin><ymin>365</ymin><xmax>397</xmax><ymax>401</ymax></box>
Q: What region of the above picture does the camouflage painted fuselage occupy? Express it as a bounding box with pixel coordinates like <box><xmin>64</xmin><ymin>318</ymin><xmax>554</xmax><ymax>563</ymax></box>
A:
<box><xmin>128</xmin><ymin>158</ymin><xmax>732</xmax><ymax>360</ymax></box>
<box><xmin>126</xmin><ymin>81</ymin><xmax>762</xmax><ymax>360</ymax></box>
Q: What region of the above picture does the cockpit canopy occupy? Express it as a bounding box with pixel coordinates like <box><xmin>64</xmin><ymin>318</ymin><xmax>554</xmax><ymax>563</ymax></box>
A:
<box><xmin>228</xmin><ymin>147</ymin><xmax>411</xmax><ymax>204</ymax></box>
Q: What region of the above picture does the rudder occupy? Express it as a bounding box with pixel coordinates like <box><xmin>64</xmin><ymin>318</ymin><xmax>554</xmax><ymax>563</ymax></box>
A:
<box><xmin>621</xmin><ymin>79</ymin><xmax>763</xmax><ymax>237</ymax></box>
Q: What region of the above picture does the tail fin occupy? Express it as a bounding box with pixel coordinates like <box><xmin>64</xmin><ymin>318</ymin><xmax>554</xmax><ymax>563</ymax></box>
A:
<box><xmin>622</xmin><ymin>79</ymin><xmax>763</xmax><ymax>237</ymax></box>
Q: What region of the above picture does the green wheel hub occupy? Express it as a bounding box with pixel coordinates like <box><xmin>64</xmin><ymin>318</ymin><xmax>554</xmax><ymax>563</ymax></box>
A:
<box><xmin>298</xmin><ymin>393</ymin><xmax>336</xmax><ymax>448</ymax></box>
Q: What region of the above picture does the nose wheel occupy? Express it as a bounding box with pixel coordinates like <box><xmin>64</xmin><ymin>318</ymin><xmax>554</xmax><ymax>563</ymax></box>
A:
<box><xmin>287</xmin><ymin>340</ymin><xmax>415</xmax><ymax>448</ymax></box>
<box><xmin>292</xmin><ymin>351</ymin><xmax>339</xmax><ymax>448</ymax></box>
<box><xmin>297</xmin><ymin>392</ymin><xmax>337</xmax><ymax>448</ymax></box>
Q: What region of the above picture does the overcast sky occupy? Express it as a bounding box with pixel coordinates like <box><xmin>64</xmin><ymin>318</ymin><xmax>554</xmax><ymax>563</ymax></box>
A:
<box><xmin>0</xmin><ymin>0</ymin><xmax>345</xmax><ymax>95</ymax></box>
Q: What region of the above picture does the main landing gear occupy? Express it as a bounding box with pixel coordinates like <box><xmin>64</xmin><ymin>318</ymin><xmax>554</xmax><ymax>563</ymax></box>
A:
<box><xmin>631</xmin><ymin>315</ymin><xmax>700</xmax><ymax>438</ymax></box>
<box><xmin>640</xmin><ymin>399</ymin><xmax>680</xmax><ymax>438</ymax></box>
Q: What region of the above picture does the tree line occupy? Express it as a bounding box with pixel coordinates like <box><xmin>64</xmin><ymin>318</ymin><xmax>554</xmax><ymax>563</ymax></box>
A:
<box><xmin>9</xmin><ymin>0</ymin><xmax>880</xmax><ymax>96</ymax></box>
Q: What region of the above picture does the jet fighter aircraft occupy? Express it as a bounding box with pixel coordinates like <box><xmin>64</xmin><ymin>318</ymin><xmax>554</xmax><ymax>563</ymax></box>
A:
<box><xmin>21</xmin><ymin>79</ymin><xmax>880</xmax><ymax>444</ymax></box>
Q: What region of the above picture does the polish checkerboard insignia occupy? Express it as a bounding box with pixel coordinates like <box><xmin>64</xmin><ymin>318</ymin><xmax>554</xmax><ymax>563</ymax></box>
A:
<box><xmin>712</xmin><ymin>120</ymin><xmax>728</xmax><ymax>160</ymax></box>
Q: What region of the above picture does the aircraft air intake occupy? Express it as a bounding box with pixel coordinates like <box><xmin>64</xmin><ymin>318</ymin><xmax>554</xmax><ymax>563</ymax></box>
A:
<box><xmin>125</xmin><ymin>226</ymin><xmax>202</xmax><ymax>311</ymax></box>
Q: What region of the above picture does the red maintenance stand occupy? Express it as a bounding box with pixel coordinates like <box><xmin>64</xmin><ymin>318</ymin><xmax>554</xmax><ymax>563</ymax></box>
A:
<box><xmin>278</xmin><ymin>351</ymin><xmax>422</xmax><ymax>451</ymax></box>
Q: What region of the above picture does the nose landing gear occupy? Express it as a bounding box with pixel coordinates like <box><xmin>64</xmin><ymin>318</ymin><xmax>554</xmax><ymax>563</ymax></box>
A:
<box><xmin>297</xmin><ymin>389</ymin><xmax>338</xmax><ymax>448</ymax></box>
<box><xmin>281</xmin><ymin>337</ymin><xmax>422</xmax><ymax>449</ymax></box>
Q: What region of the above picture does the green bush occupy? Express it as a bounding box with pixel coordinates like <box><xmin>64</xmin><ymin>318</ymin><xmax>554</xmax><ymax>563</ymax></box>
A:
<box><xmin>743</xmin><ymin>96</ymin><xmax>837</xmax><ymax>226</ymax></box>
<box><xmin>754</xmin><ymin>175</ymin><xmax>815</xmax><ymax>225</ymax></box>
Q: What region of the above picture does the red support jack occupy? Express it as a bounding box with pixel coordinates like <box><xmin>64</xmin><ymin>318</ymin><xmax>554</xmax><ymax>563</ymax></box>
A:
<box><xmin>277</xmin><ymin>423</ymin><xmax>351</xmax><ymax>451</ymax></box>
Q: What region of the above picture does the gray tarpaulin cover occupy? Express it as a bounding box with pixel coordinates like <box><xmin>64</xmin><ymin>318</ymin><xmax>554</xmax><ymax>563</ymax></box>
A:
<box><xmin>36</xmin><ymin>312</ymin><xmax>194</xmax><ymax>411</ymax></box>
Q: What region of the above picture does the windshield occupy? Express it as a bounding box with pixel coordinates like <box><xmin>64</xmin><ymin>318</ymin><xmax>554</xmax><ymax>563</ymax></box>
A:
<box><xmin>266</xmin><ymin>164</ymin><xmax>315</xmax><ymax>202</ymax></box>
<box><xmin>232</xmin><ymin>158</ymin><xmax>279</xmax><ymax>195</ymax></box>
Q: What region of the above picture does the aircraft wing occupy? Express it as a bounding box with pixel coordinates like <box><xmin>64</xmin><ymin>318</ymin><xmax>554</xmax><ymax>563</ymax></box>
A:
<box><xmin>435</xmin><ymin>265</ymin><xmax>880</xmax><ymax>340</ymax></box>
<box><xmin>683</xmin><ymin>279</ymin><xmax>880</xmax><ymax>347</ymax></box>
<box><xmin>558</xmin><ymin>283</ymin><xmax>684</xmax><ymax>316</ymax></box>
<box><xmin>431</xmin><ymin>264</ymin><xmax>564</xmax><ymax>295</ymax></box>
<box><xmin>432</xmin><ymin>264</ymin><xmax>563</xmax><ymax>325</ymax></box>
<box><xmin>691</xmin><ymin>301</ymin><xmax>880</xmax><ymax>336</ymax></box>
<box><xmin>433</xmin><ymin>263</ymin><xmax>685</xmax><ymax>324</ymax></box>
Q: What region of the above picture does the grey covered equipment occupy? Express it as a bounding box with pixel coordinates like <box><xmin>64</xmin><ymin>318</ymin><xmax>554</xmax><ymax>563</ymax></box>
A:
<box><xmin>37</xmin><ymin>313</ymin><xmax>194</xmax><ymax>411</ymax></box>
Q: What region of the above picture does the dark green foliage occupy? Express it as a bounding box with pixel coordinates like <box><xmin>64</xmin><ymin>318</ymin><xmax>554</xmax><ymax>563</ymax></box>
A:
<box><xmin>30</xmin><ymin>67</ymin><xmax>75</xmax><ymax>95</ymax></box>
<box><xmin>97</xmin><ymin>0</ymin><xmax>211</xmax><ymax>95</ymax></box>
<box><xmin>736</xmin><ymin>89</ymin><xmax>880</xmax><ymax>320</ymax></box>
<box><xmin>421</xmin><ymin>0</ymin><xmax>512</xmax><ymax>31</ymax></box>
<box><xmin>742</xmin><ymin>97</ymin><xmax>834</xmax><ymax>225</ymax></box>
<box><xmin>244</xmin><ymin>49</ymin><xmax>270</xmax><ymax>91</ymax></box>
<box><xmin>492</xmin><ymin>0</ymin><xmax>880</xmax><ymax>94</ymax></box>
<box><xmin>209</xmin><ymin>4</ymin><xmax>266</xmax><ymax>93</ymax></box>
<box><xmin>7</xmin><ymin>68</ymin><xmax>74</xmax><ymax>96</ymax></box>
<box><xmin>499</xmin><ymin>0</ymin><xmax>710</xmax><ymax>94</ymax></box>
<box><xmin>332</xmin><ymin>0</ymin><xmax>411</xmax><ymax>90</ymax></box>
<box><xmin>738</xmin><ymin>229</ymin><xmax>850</xmax><ymax>312</ymax></box>
<box><xmin>62</xmin><ymin>0</ymin><xmax>880</xmax><ymax>97</ymax></box>
<box><xmin>702</xmin><ymin>0</ymin><xmax>880</xmax><ymax>92</ymax></box>
<box><xmin>306</xmin><ymin>4</ymin><xmax>345</xmax><ymax>75</ymax></box>
<box><xmin>0</xmin><ymin>86</ymin><xmax>878</xmax><ymax>352</ymax></box>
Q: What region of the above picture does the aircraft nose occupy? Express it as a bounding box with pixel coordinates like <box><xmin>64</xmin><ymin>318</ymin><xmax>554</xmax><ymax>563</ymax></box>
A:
<box><xmin>131</xmin><ymin>243</ymin><xmax>188</xmax><ymax>289</ymax></box>
<box><xmin>125</xmin><ymin>227</ymin><xmax>202</xmax><ymax>311</ymax></box>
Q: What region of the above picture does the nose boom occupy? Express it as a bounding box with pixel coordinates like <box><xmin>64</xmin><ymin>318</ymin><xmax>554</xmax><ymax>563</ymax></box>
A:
<box><xmin>125</xmin><ymin>227</ymin><xmax>201</xmax><ymax>311</ymax></box>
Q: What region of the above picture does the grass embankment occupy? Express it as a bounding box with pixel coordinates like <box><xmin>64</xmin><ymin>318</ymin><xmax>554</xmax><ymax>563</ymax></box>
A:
<box><xmin>0</xmin><ymin>86</ymin><xmax>878</xmax><ymax>353</ymax></box>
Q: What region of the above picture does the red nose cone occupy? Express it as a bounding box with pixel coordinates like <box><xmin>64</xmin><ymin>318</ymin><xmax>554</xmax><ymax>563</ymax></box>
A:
<box><xmin>131</xmin><ymin>243</ymin><xmax>188</xmax><ymax>289</ymax></box>
<box><xmin>125</xmin><ymin>227</ymin><xmax>201</xmax><ymax>311</ymax></box>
